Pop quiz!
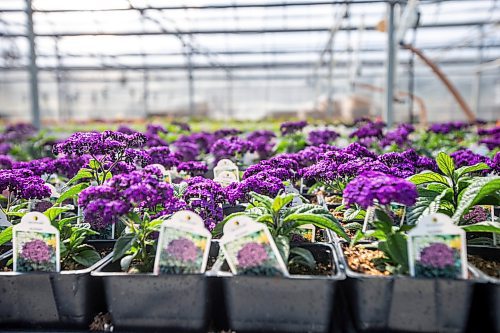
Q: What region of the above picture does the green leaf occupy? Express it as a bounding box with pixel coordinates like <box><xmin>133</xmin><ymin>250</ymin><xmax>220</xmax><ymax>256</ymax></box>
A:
<box><xmin>112</xmin><ymin>233</ymin><xmax>136</xmax><ymax>262</ymax></box>
<box><xmin>406</xmin><ymin>188</ymin><xmax>450</xmax><ymax>225</ymax></box>
<box><xmin>44</xmin><ymin>205</ymin><xmax>73</xmax><ymax>222</ymax></box>
<box><xmin>88</xmin><ymin>159</ymin><xmax>100</xmax><ymax>170</ymax></box>
<box><xmin>272</xmin><ymin>193</ymin><xmax>294</xmax><ymax>213</ymax></box>
<box><xmin>283</xmin><ymin>213</ymin><xmax>349</xmax><ymax>241</ymax></box>
<box><xmin>460</xmin><ymin>222</ymin><xmax>500</xmax><ymax>234</ymax></box>
<box><xmin>248</xmin><ymin>192</ymin><xmax>273</xmax><ymax>211</ymax></box>
<box><xmin>56</xmin><ymin>183</ymin><xmax>88</xmax><ymax>204</ymax></box>
<box><xmin>275</xmin><ymin>235</ymin><xmax>290</xmax><ymax>262</ymax></box>
<box><xmin>58</xmin><ymin>216</ymin><xmax>80</xmax><ymax>230</ymax></box>
<box><xmin>409</xmin><ymin>171</ymin><xmax>450</xmax><ymax>186</ymax></box>
<box><xmin>344</xmin><ymin>208</ymin><xmax>365</xmax><ymax>221</ymax></box>
<box><xmin>436</xmin><ymin>152</ymin><xmax>455</xmax><ymax>177</ymax></box>
<box><xmin>452</xmin><ymin>176</ymin><xmax>500</xmax><ymax>223</ymax></box>
<box><xmin>67</xmin><ymin>168</ymin><xmax>93</xmax><ymax>184</ymax></box>
<box><xmin>289</xmin><ymin>247</ymin><xmax>316</xmax><ymax>269</ymax></box>
<box><xmin>0</xmin><ymin>226</ymin><xmax>13</xmax><ymax>246</ymax></box>
<box><xmin>454</xmin><ymin>163</ymin><xmax>490</xmax><ymax>179</ymax></box>
<box><xmin>349</xmin><ymin>230</ymin><xmax>364</xmax><ymax>248</ymax></box>
<box><xmin>72</xmin><ymin>249</ymin><xmax>101</xmax><ymax>267</ymax></box>
<box><xmin>379</xmin><ymin>233</ymin><xmax>408</xmax><ymax>273</ymax></box>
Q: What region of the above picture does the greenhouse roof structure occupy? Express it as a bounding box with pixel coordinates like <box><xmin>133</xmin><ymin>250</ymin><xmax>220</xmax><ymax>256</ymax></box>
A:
<box><xmin>0</xmin><ymin>0</ymin><xmax>499</xmax><ymax>125</ymax></box>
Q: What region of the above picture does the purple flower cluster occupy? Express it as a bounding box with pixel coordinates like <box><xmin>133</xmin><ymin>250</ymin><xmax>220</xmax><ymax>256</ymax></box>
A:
<box><xmin>428</xmin><ymin>121</ymin><xmax>469</xmax><ymax>134</ymax></box>
<box><xmin>0</xmin><ymin>155</ymin><xmax>14</xmax><ymax>169</ymax></box>
<box><xmin>237</xmin><ymin>242</ymin><xmax>268</xmax><ymax>268</ymax></box>
<box><xmin>380</xmin><ymin>124</ymin><xmax>415</xmax><ymax>148</ymax></box>
<box><xmin>171</xmin><ymin>121</ymin><xmax>191</xmax><ymax>132</ymax></box>
<box><xmin>343</xmin><ymin>171</ymin><xmax>418</xmax><ymax>208</ymax></box>
<box><xmin>280</xmin><ymin>121</ymin><xmax>307</xmax><ymax>136</ymax></box>
<box><xmin>146</xmin><ymin>147</ymin><xmax>180</xmax><ymax>169</ymax></box>
<box><xmin>12</xmin><ymin>157</ymin><xmax>57</xmax><ymax>176</ymax></box>
<box><xmin>247</xmin><ymin>130</ymin><xmax>276</xmax><ymax>159</ymax></box>
<box><xmin>53</xmin><ymin>155</ymin><xmax>91</xmax><ymax>178</ymax></box>
<box><xmin>478</xmin><ymin>126</ymin><xmax>500</xmax><ymax>150</ymax></box>
<box><xmin>78</xmin><ymin>168</ymin><xmax>180</xmax><ymax>229</ymax></box>
<box><xmin>419</xmin><ymin>243</ymin><xmax>455</xmax><ymax>268</ymax></box>
<box><xmin>492</xmin><ymin>152</ymin><xmax>500</xmax><ymax>174</ymax></box>
<box><xmin>349</xmin><ymin>121</ymin><xmax>385</xmax><ymax>139</ymax></box>
<box><xmin>166</xmin><ymin>238</ymin><xmax>197</xmax><ymax>262</ymax></box>
<box><xmin>225</xmin><ymin>171</ymin><xmax>285</xmax><ymax>204</ymax></box>
<box><xmin>214</xmin><ymin>128</ymin><xmax>242</xmax><ymax>139</ymax></box>
<box><xmin>450</xmin><ymin>149</ymin><xmax>492</xmax><ymax>170</ymax></box>
<box><xmin>243</xmin><ymin>155</ymin><xmax>299</xmax><ymax>180</ymax></box>
<box><xmin>210</xmin><ymin>136</ymin><xmax>255</xmax><ymax>162</ymax></box>
<box><xmin>2</xmin><ymin>123</ymin><xmax>37</xmax><ymax>142</ymax></box>
<box><xmin>183</xmin><ymin>177</ymin><xmax>225</xmax><ymax>230</ymax></box>
<box><xmin>177</xmin><ymin>161</ymin><xmax>208</xmax><ymax>176</ymax></box>
<box><xmin>172</xmin><ymin>141</ymin><xmax>200</xmax><ymax>162</ymax></box>
<box><xmin>21</xmin><ymin>239</ymin><xmax>52</xmax><ymax>263</ymax></box>
<box><xmin>54</xmin><ymin>131</ymin><xmax>146</xmax><ymax>157</ymax></box>
<box><xmin>308</xmin><ymin>129</ymin><xmax>339</xmax><ymax>146</ymax></box>
<box><xmin>0</xmin><ymin>169</ymin><xmax>51</xmax><ymax>200</ymax></box>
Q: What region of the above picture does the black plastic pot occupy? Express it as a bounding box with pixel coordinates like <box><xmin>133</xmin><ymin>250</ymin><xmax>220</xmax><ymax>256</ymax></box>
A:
<box><xmin>466</xmin><ymin>245</ymin><xmax>499</xmax><ymax>333</ymax></box>
<box><xmin>221</xmin><ymin>243</ymin><xmax>344</xmax><ymax>333</ymax></box>
<box><xmin>336</xmin><ymin>242</ymin><xmax>480</xmax><ymax>333</ymax></box>
<box><xmin>222</xmin><ymin>204</ymin><xmax>246</xmax><ymax>217</ymax></box>
<box><xmin>92</xmin><ymin>244</ymin><xmax>217</xmax><ymax>332</ymax></box>
<box><xmin>0</xmin><ymin>240</ymin><xmax>113</xmax><ymax>329</ymax></box>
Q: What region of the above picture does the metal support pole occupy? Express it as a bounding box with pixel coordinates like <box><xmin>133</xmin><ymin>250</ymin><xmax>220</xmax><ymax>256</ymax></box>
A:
<box><xmin>186</xmin><ymin>43</ymin><xmax>195</xmax><ymax>117</ymax></box>
<box><xmin>327</xmin><ymin>47</ymin><xmax>334</xmax><ymax>117</ymax></box>
<box><xmin>26</xmin><ymin>0</ymin><xmax>40</xmax><ymax>129</ymax></box>
<box><xmin>143</xmin><ymin>69</ymin><xmax>149</xmax><ymax>117</ymax></box>
<box><xmin>385</xmin><ymin>1</ymin><xmax>396</xmax><ymax>127</ymax></box>
<box><xmin>472</xmin><ymin>26</ymin><xmax>484</xmax><ymax>116</ymax></box>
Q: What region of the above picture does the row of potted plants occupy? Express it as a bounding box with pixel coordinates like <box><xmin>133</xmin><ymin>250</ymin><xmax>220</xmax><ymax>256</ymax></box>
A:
<box><xmin>0</xmin><ymin>119</ymin><xmax>497</xmax><ymax>332</ymax></box>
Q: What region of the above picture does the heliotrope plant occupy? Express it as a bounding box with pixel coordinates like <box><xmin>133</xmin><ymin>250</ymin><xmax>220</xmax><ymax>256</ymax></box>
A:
<box><xmin>214</xmin><ymin>191</ymin><xmax>349</xmax><ymax>269</ymax></box>
<box><xmin>53</xmin><ymin>131</ymin><xmax>148</xmax><ymax>185</ymax></box>
<box><xmin>407</xmin><ymin>152</ymin><xmax>500</xmax><ymax>236</ymax></box>
<box><xmin>275</xmin><ymin>121</ymin><xmax>308</xmax><ymax>153</ymax></box>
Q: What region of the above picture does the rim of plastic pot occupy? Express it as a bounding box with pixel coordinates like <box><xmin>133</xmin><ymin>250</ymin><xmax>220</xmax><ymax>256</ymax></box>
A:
<box><xmin>209</xmin><ymin>241</ymin><xmax>346</xmax><ymax>281</ymax></box>
<box><xmin>333</xmin><ymin>241</ymin><xmax>486</xmax><ymax>281</ymax></box>
<box><xmin>0</xmin><ymin>241</ymin><xmax>114</xmax><ymax>276</ymax></box>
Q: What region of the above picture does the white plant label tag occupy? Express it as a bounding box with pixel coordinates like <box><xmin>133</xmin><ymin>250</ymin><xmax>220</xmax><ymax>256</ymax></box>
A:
<box><xmin>220</xmin><ymin>216</ymin><xmax>288</xmax><ymax>276</ymax></box>
<box><xmin>285</xmin><ymin>184</ymin><xmax>303</xmax><ymax>207</ymax></box>
<box><xmin>153</xmin><ymin>210</ymin><xmax>211</xmax><ymax>275</ymax></box>
<box><xmin>214</xmin><ymin>171</ymin><xmax>238</xmax><ymax>188</ymax></box>
<box><xmin>13</xmin><ymin>212</ymin><xmax>60</xmax><ymax>272</ymax></box>
<box><xmin>407</xmin><ymin>213</ymin><xmax>467</xmax><ymax>279</ymax></box>
<box><xmin>213</xmin><ymin>159</ymin><xmax>239</xmax><ymax>181</ymax></box>
<box><xmin>0</xmin><ymin>210</ymin><xmax>11</xmax><ymax>231</ymax></box>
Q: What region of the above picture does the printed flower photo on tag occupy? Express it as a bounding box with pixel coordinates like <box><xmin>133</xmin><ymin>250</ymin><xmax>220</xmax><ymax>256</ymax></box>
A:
<box><xmin>155</xmin><ymin>228</ymin><xmax>209</xmax><ymax>274</ymax></box>
<box><xmin>222</xmin><ymin>227</ymin><xmax>288</xmax><ymax>277</ymax></box>
<box><xmin>409</xmin><ymin>234</ymin><xmax>464</xmax><ymax>279</ymax></box>
<box><xmin>291</xmin><ymin>224</ymin><xmax>316</xmax><ymax>243</ymax></box>
<box><xmin>14</xmin><ymin>230</ymin><xmax>59</xmax><ymax>272</ymax></box>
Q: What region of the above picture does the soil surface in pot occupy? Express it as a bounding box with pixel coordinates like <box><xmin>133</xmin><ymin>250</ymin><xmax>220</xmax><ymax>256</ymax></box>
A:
<box><xmin>343</xmin><ymin>244</ymin><xmax>390</xmax><ymax>276</ymax></box>
<box><xmin>468</xmin><ymin>254</ymin><xmax>500</xmax><ymax>279</ymax></box>
<box><xmin>288</xmin><ymin>260</ymin><xmax>332</xmax><ymax>276</ymax></box>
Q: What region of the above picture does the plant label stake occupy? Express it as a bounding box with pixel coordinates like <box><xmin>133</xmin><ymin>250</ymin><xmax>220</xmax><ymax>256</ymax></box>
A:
<box><xmin>13</xmin><ymin>212</ymin><xmax>60</xmax><ymax>273</ymax></box>
<box><xmin>0</xmin><ymin>210</ymin><xmax>11</xmax><ymax>231</ymax></box>
<box><xmin>294</xmin><ymin>224</ymin><xmax>316</xmax><ymax>243</ymax></box>
<box><xmin>214</xmin><ymin>170</ymin><xmax>238</xmax><ymax>188</ymax></box>
<box><xmin>153</xmin><ymin>210</ymin><xmax>211</xmax><ymax>275</ymax></box>
<box><xmin>220</xmin><ymin>216</ymin><xmax>289</xmax><ymax>277</ymax></box>
<box><xmin>213</xmin><ymin>159</ymin><xmax>239</xmax><ymax>181</ymax></box>
<box><xmin>407</xmin><ymin>213</ymin><xmax>467</xmax><ymax>279</ymax></box>
<box><xmin>149</xmin><ymin>163</ymin><xmax>172</xmax><ymax>183</ymax></box>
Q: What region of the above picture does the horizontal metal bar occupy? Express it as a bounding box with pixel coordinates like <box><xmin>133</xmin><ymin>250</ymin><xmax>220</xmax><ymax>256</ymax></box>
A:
<box><xmin>0</xmin><ymin>20</ymin><xmax>497</xmax><ymax>38</ymax></box>
<box><xmin>0</xmin><ymin>0</ymin><xmax>487</xmax><ymax>13</ymax></box>
<box><xmin>0</xmin><ymin>58</ymin><xmax>494</xmax><ymax>71</ymax></box>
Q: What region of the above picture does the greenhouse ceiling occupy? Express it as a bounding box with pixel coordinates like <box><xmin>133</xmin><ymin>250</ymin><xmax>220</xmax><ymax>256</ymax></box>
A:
<box><xmin>0</xmin><ymin>0</ymin><xmax>498</xmax><ymax>123</ymax></box>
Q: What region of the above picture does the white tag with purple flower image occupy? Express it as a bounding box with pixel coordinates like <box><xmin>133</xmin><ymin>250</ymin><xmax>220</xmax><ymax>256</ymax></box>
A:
<box><xmin>153</xmin><ymin>210</ymin><xmax>212</xmax><ymax>275</ymax></box>
<box><xmin>220</xmin><ymin>216</ymin><xmax>289</xmax><ymax>277</ymax></box>
<box><xmin>407</xmin><ymin>213</ymin><xmax>467</xmax><ymax>279</ymax></box>
<box><xmin>214</xmin><ymin>170</ymin><xmax>238</xmax><ymax>188</ymax></box>
<box><xmin>13</xmin><ymin>212</ymin><xmax>60</xmax><ymax>273</ymax></box>
<box><xmin>213</xmin><ymin>159</ymin><xmax>239</xmax><ymax>182</ymax></box>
